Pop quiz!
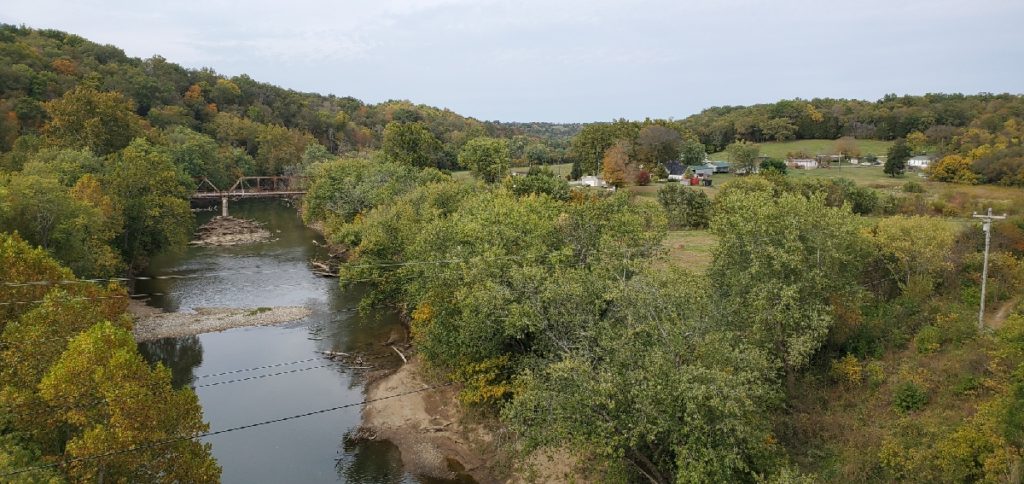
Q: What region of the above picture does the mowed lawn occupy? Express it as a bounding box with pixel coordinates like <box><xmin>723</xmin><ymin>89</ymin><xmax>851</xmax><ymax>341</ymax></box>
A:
<box><xmin>660</xmin><ymin>230</ymin><xmax>717</xmax><ymax>273</ymax></box>
<box><xmin>453</xmin><ymin>162</ymin><xmax>574</xmax><ymax>180</ymax></box>
<box><xmin>708</xmin><ymin>138</ymin><xmax>895</xmax><ymax>161</ymax></box>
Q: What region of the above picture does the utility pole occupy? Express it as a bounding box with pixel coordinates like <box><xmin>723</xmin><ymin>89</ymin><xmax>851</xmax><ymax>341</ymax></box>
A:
<box><xmin>973</xmin><ymin>208</ymin><xmax>1007</xmax><ymax>330</ymax></box>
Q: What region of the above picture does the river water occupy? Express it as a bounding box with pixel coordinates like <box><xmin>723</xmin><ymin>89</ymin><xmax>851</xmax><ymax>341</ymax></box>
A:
<box><xmin>134</xmin><ymin>199</ymin><xmax>442</xmax><ymax>483</ymax></box>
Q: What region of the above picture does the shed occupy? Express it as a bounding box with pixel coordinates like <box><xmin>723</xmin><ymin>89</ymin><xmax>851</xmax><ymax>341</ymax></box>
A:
<box><xmin>686</xmin><ymin>165</ymin><xmax>714</xmax><ymax>177</ymax></box>
<box><xmin>705</xmin><ymin>160</ymin><xmax>732</xmax><ymax>173</ymax></box>
<box><xmin>907</xmin><ymin>155</ymin><xmax>934</xmax><ymax>170</ymax></box>
<box><xmin>788</xmin><ymin>158</ymin><xmax>819</xmax><ymax>169</ymax></box>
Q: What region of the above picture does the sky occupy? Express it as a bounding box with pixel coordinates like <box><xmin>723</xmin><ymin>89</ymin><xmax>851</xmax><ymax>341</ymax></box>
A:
<box><xmin>3</xmin><ymin>0</ymin><xmax>1024</xmax><ymax>122</ymax></box>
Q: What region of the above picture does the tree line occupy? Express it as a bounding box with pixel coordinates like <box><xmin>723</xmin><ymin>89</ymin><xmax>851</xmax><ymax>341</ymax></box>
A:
<box><xmin>0</xmin><ymin>234</ymin><xmax>219</xmax><ymax>482</ymax></box>
<box><xmin>301</xmin><ymin>152</ymin><xmax>1024</xmax><ymax>481</ymax></box>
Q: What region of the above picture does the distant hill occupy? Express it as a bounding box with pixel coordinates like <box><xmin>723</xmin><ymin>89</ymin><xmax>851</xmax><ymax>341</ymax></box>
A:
<box><xmin>0</xmin><ymin>24</ymin><xmax>569</xmax><ymax>162</ymax></box>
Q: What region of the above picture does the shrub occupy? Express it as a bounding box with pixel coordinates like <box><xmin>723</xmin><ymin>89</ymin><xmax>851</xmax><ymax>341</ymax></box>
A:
<box><xmin>915</xmin><ymin>326</ymin><xmax>942</xmax><ymax>354</ymax></box>
<box><xmin>903</xmin><ymin>181</ymin><xmax>924</xmax><ymax>193</ymax></box>
<box><xmin>952</xmin><ymin>375</ymin><xmax>981</xmax><ymax>396</ymax></box>
<box><xmin>934</xmin><ymin>313</ymin><xmax>976</xmax><ymax>345</ymax></box>
<box><xmin>830</xmin><ymin>354</ymin><xmax>863</xmax><ymax>385</ymax></box>
<box><xmin>865</xmin><ymin>361</ymin><xmax>886</xmax><ymax>388</ymax></box>
<box><xmin>760</xmin><ymin>158</ymin><xmax>787</xmax><ymax>175</ymax></box>
<box><xmin>893</xmin><ymin>382</ymin><xmax>929</xmax><ymax>413</ymax></box>
<box><xmin>635</xmin><ymin>169</ymin><xmax>651</xmax><ymax>186</ymax></box>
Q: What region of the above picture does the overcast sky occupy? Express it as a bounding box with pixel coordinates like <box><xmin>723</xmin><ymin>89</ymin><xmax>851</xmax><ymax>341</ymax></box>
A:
<box><xmin>3</xmin><ymin>0</ymin><xmax>1023</xmax><ymax>122</ymax></box>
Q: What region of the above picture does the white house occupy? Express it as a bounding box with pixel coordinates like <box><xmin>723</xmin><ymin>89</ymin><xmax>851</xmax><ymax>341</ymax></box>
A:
<box><xmin>572</xmin><ymin>175</ymin><xmax>608</xmax><ymax>188</ymax></box>
<box><xmin>788</xmin><ymin>158</ymin><xmax>819</xmax><ymax>169</ymax></box>
<box><xmin>907</xmin><ymin>155</ymin><xmax>935</xmax><ymax>170</ymax></box>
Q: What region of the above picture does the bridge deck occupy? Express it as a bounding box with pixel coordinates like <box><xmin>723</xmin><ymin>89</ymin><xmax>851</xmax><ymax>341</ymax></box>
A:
<box><xmin>191</xmin><ymin>191</ymin><xmax>307</xmax><ymax>200</ymax></box>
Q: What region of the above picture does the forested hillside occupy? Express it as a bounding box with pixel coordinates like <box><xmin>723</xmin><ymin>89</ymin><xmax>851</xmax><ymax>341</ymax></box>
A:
<box><xmin>0</xmin><ymin>25</ymin><xmax>573</xmax><ymax>278</ymax></box>
<box><xmin>0</xmin><ymin>24</ymin><xmax>572</xmax><ymax>171</ymax></box>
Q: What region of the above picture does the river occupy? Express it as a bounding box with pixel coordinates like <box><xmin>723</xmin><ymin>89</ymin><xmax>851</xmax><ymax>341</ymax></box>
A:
<box><xmin>134</xmin><ymin>199</ymin><xmax>452</xmax><ymax>483</ymax></box>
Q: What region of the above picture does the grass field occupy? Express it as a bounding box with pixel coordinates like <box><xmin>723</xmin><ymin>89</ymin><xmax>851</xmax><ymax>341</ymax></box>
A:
<box><xmin>453</xmin><ymin>162</ymin><xmax>575</xmax><ymax>181</ymax></box>
<box><xmin>660</xmin><ymin>230</ymin><xmax>716</xmax><ymax>273</ymax></box>
<box><xmin>628</xmin><ymin>164</ymin><xmax>1024</xmax><ymax>216</ymax></box>
<box><xmin>708</xmin><ymin>139</ymin><xmax>895</xmax><ymax>161</ymax></box>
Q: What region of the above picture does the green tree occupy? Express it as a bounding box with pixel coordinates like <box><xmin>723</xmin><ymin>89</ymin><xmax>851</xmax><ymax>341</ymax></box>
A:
<box><xmin>0</xmin><ymin>171</ymin><xmax>123</xmax><ymax>277</ymax></box>
<box><xmin>103</xmin><ymin>138</ymin><xmax>193</xmax><ymax>271</ymax></box>
<box><xmin>255</xmin><ymin>124</ymin><xmax>313</xmax><ymax>175</ymax></box>
<box><xmin>503</xmin><ymin>166</ymin><xmax>570</xmax><ymax>200</ymax></box>
<box><xmin>870</xmin><ymin>216</ymin><xmax>958</xmax><ymax>285</ymax></box>
<box><xmin>760</xmin><ymin>158</ymin><xmax>788</xmax><ymax>175</ymax></box>
<box><xmin>301</xmin><ymin>157</ymin><xmax>447</xmax><ymax>231</ymax></box>
<box><xmin>38</xmin><ymin>322</ymin><xmax>220</xmax><ymax>482</ymax></box>
<box><xmin>163</xmin><ymin>126</ymin><xmax>234</xmax><ymax>188</ymax></box>
<box><xmin>210</xmin><ymin>78</ymin><xmax>241</xmax><ymax>106</ymax></box>
<box><xmin>458</xmin><ymin>137</ymin><xmax>511</xmax><ymax>183</ymax></box>
<box><xmin>571</xmin><ymin>121</ymin><xmax>640</xmax><ymax>175</ymax></box>
<box><xmin>710</xmin><ymin>189</ymin><xmax>866</xmax><ymax>391</ymax></box>
<box><xmin>726</xmin><ymin>141</ymin><xmax>760</xmax><ymax>174</ymax></box>
<box><xmin>42</xmin><ymin>86</ymin><xmax>144</xmax><ymax>156</ymax></box>
<box><xmin>885</xmin><ymin>138</ymin><xmax>912</xmax><ymax>177</ymax></box>
<box><xmin>0</xmin><ymin>436</ymin><xmax>63</xmax><ymax>483</ymax></box>
<box><xmin>381</xmin><ymin>122</ymin><xmax>446</xmax><ymax>169</ymax></box>
<box><xmin>657</xmin><ymin>184</ymin><xmax>711</xmax><ymax>229</ymax></box>
<box><xmin>503</xmin><ymin>269</ymin><xmax>780</xmax><ymax>483</ymax></box>
<box><xmin>679</xmin><ymin>136</ymin><xmax>706</xmax><ymax>166</ymax></box>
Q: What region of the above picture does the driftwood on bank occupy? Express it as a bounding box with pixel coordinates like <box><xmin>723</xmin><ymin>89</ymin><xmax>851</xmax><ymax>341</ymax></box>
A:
<box><xmin>391</xmin><ymin>345</ymin><xmax>408</xmax><ymax>364</ymax></box>
<box><xmin>190</xmin><ymin>216</ymin><xmax>272</xmax><ymax>247</ymax></box>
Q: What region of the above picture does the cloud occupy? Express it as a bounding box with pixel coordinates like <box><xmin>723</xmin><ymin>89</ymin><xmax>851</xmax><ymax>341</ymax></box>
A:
<box><xmin>2</xmin><ymin>0</ymin><xmax>1023</xmax><ymax>121</ymax></box>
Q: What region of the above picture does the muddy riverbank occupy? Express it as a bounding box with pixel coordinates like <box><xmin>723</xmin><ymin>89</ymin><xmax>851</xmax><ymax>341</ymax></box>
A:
<box><xmin>360</xmin><ymin>357</ymin><xmax>497</xmax><ymax>482</ymax></box>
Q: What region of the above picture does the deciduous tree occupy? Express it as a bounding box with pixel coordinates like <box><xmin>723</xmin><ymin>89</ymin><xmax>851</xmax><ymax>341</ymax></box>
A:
<box><xmin>726</xmin><ymin>141</ymin><xmax>760</xmax><ymax>174</ymax></box>
<box><xmin>43</xmin><ymin>86</ymin><xmax>144</xmax><ymax>156</ymax></box>
<box><xmin>458</xmin><ymin>137</ymin><xmax>511</xmax><ymax>183</ymax></box>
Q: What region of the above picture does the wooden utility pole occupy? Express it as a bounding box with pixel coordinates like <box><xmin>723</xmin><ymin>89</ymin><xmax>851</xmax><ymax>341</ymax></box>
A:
<box><xmin>973</xmin><ymin>208</ymin><xmax>1007</xmax><ymax>330</ymax></box>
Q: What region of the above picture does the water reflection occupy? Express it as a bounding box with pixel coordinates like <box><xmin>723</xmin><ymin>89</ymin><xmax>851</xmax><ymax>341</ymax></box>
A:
<box><xmin>131</xmin><ymin>199</ymin><xmax>444</xmax><ymax>483</ymax></box>
<box><xmin>138</xmin><ymin>335</ymin><xmax>203</xmax><ymax>388</ymax></box>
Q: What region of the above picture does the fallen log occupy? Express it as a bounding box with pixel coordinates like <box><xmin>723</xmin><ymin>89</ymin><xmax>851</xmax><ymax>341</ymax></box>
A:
<box><xmin>391</xmin><ymin>345</ymin><xmax>407</xmax><ymax>364</ymax></box>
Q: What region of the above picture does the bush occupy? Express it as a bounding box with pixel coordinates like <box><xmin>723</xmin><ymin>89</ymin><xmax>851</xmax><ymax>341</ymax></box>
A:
<box><xmin>657</xmin><ymin>183</ymin><xmax>711</xmax><ymax>229</ymax></box>
<box><xmin>865</xmin><ymin>361</ymin><xmax>886</xmax><ymax>388</ymax></box>
<box><xmin>830</xmin><ymin>354</ymin><xmax>863</xmax><ymax>385</ymax></box>
<box><xmin>934</xmin><ymin>313</ymin><xmax>976</xmax><ymax>345</ymax></box>
<box><xmin>952</xmin><ymin>375</ymin><xmax>981</xmax><ymax>396</ymax></box>
<box><xmin>635</xmin><ymin>169</ymin><xmax>651</xmax><ymax>186</ymax></box>
<box><xmin>915</xmin><ymin>326</ymin><xmax>942</xmax><ymax>354</ymax></box>
<box><xmin>893</xmin><ymin>382</ymin><xmax>929</xmax><ymax>413</ymax></box>
<box><xmin>903</xmin><ymin>181</ymin><xmax>924</xmax><ymax>193</ymax></box>
<box><xmin>760</xmin><ymin>158</ymin><xmax>787</xmax><ymax>174</ymax></box>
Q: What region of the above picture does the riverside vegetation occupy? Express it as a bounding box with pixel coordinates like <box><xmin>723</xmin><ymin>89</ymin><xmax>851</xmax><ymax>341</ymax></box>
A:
<box><xmin>2</xmin><ymin>24</ymin><xmax>1024</xmax><ymax>483</ymax></box>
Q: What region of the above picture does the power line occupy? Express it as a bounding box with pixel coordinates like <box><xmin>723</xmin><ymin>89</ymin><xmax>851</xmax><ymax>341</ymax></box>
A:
<box><xmin>0</xmin><ymin>381</ymin><xmax>454</xmax><ymax>478</ymax></box>
<box><xmin>0</xmin><ymin>253</ymin><xmax>549</xmax><ymax>288</ymax></box>
<box><xmin>190</xmin><ymin>363</ymin><xmax>348</xmax><ymax>389</ymax></box>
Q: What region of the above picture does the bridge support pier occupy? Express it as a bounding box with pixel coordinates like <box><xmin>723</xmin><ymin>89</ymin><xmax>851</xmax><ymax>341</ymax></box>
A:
<box><xmin>221</xmin><ymin>197</ymin><xmax>228</xmax><ymax>217</ymax></box>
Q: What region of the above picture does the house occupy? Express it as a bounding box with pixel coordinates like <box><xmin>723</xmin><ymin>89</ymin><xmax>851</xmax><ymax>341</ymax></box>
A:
<box><xmin>705</xmin><ymin>160</ymin><xmax>732</xmax><ymax>173</ymax></box>
<box><xmin>686</xmin><ymin>165</ymin><xmax>715</xmax><ymax>178</ymax></box>
<box><xmin>664</xmin><ymin>160</ymin><xmax>686</xmax><ymax>180</ymax></box>
<box><xmin>570</xmin><ymin>175</ymin><xmax>609</xmax><ymax>188</ymax></box>
<box><xmin>907</xmin><ymin>155</ymin><xmax>935</xmax><ymax>170</ymax></box>
<box><xmin>788</xmin><ymin>158</ymin><xmax>819</xmax><ymax>169</ymax></box>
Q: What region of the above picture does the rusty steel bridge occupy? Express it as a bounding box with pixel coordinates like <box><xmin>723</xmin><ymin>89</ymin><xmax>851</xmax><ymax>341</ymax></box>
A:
<box><xmin>191</xmin><ymin>176</ymin><xmax>308</xmax><ymax>216</ymax></box>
